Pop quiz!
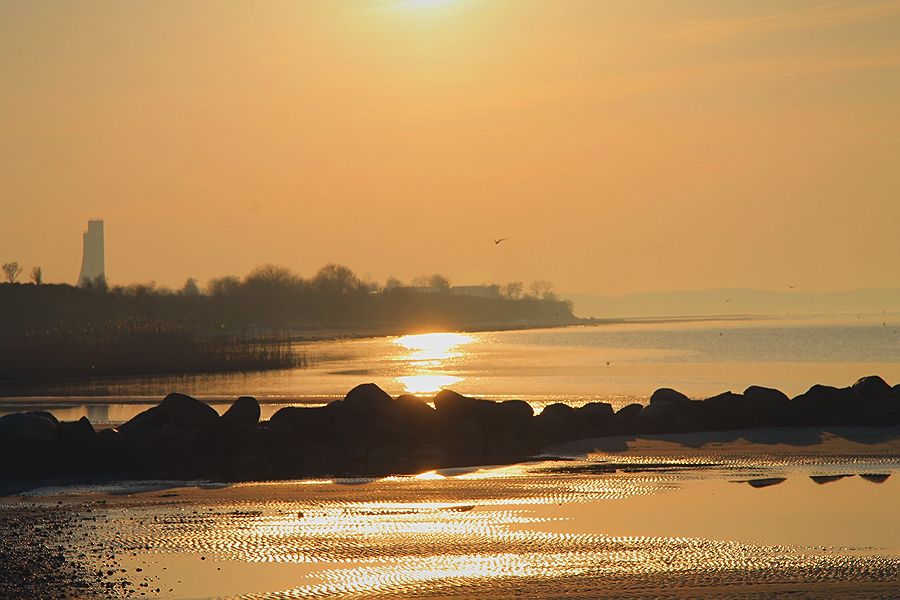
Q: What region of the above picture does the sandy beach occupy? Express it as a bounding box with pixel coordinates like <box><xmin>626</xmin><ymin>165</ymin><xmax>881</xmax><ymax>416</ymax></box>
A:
<box><xmin>3</xmin><ymin>426</ymin><xmax>897</xmax><ymax>599</ymax></box>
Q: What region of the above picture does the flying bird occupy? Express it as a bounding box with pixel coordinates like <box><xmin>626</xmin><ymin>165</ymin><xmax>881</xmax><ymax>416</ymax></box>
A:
<box><xmin>493</xmin><ymin>238</ymin><xmax>507</xmax><ymax>245</ymax></box>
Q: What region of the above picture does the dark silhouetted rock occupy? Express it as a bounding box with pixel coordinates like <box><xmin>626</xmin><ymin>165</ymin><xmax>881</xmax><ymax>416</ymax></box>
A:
<box><xmin>499</xmin><ymin>399</ymin><xmax>534</xmax><ymax>422</ymax></box>
<box><xmin>119</xmin><ymin>392</ymin><xmax>219</xmax><ymax>435</ymax></box>
<box><xmin>222</xmin><ymin>396</ymin><xmax>260</xmax><ymax>426</ymax></box>
<box><xmin>791</xmin><ymin>385</ymin><xmax>865</xmax><ymax>425</ymax></box>
<box><xmin>26</xmin><ymin>411</ymin><xmax>59</xmax><ymax>426</ymax></box>
<box><xmin>852</xmin><ymin>376</ymin><xmax>894</xmax><ymax>402</ymax></box>
<box><xmin>650</xmin><ymin>388</ymin><xmax>691</xmax><ymax>405</ymax></box>
<box><xmin>0</xmin><ymin>413</ymin><xmax>57</xmax><ymax>443</ymax></box>
<box><xmin>860</xmin><ymin>473</ymin><xmax>890</xmax><ymax>483</ymax></box>
<box><xmin>743</xmin><ymin>385</ymin><xmax>790</xmax><ymax>425</ymax></box>
<box><xmin>56</xmin><ymin>417</ymin><xmax>95</xmax><ymax>448</ymax></box>
<box><xmin>433</xmin><ymin>389</ymin><xmax>476</xmax><ymax>416</ymax></box>
<box><xmin>535</xmin><ymin>403</ymin><xmax>578</xmax><ymax>442</ymax></box>
<box><xmin>636</xmin><ymin>401</ymin><xmax>679</xmax><ymax>433</ymax></box>
<box><xmin>269</xmin><ymin>406</ymin><xmax>335</xmax><ymax>444</ymax></box>
<box><xmin>342</xmin><ymin>383</ymin><xmax>393</xmax><ymax>415</ymax></box>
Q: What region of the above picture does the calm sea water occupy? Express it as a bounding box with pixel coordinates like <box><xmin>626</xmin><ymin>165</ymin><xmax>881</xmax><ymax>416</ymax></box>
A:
<box><xmin>3</xmin><ymin>313</ymin><xmax>900</xmax><ymax>424</ymax></box>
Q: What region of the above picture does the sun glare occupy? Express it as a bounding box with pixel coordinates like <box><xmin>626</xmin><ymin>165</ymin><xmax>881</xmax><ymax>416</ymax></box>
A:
<box><xmin>393</xmin><ymin>332</ymin><xmax>473</xmax><ymax>362</ymax></box>
<box><xmin>397</xmin><ymin>374</ymin><xmax>463</xmax><ymax>394</ymax></box>
<box><xmin>392</xmin><ymin>0</ymin><xmax>456</xmax><ymax>9</ymax></box>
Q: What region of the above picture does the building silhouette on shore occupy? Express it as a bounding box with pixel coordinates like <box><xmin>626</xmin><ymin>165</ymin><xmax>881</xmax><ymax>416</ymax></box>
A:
<box><xmin>77</xmin><ymin>219</ymin><xmax>105</xmax><ymax>286</ymax></box>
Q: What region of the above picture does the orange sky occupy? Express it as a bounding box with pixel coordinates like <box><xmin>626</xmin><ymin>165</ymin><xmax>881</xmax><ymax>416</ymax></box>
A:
<box><xmin>2</xmin><ymin>0</ymin><xmax>899</xmax><ymax>295</ymax></box>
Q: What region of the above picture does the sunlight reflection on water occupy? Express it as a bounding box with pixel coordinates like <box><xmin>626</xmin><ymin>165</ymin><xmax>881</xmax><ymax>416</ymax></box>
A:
<box><xmin>392</xmin><ymin>333</ymin><xmax>473</xmax><ymax>393</ymax></box>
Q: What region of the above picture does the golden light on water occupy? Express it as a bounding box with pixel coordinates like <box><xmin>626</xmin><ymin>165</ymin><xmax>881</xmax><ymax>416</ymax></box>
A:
<box><xmin>397</xmin><ymin>374</ymin><xmax>463</xmax><ymax>394</ymax></box>
<box><xmin>393</xmin><ymin>333</ymin><xmax>473</xmax><ymax>393</ymax></box>
<box><xmin>393</xmin><ymin>332</ymin><xmax>473</xmax><ymax>363</ymax></box>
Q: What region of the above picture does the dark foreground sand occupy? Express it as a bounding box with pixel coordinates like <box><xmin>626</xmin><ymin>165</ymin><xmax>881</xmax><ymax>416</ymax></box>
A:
<box><xmin>2</xmin><ymin>426</ymin><xmax>899</xmax><ymax>599</ymax></box>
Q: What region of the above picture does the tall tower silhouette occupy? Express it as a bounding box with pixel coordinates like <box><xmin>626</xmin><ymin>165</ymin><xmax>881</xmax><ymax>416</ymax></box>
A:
<box><xmin>77</xmin><ymin>219</ymin><xmax>105</xmax><ymax>286</ymax></box>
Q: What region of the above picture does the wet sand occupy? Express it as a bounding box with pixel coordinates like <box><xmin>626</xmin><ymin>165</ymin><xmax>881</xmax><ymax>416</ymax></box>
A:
<box><xmin>2</xmin><ymin>426</ymin><xmax>899</xmax><ymax>598</ymax></box>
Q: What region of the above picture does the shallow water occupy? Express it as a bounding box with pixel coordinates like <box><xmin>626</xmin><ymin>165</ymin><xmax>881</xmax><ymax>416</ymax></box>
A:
<box><xmin>33</xmin><ymin>432</ymin><xmax>900</xmax><ymax>598</ymax></box>
<box><xmin>3</xmin><ymin>313</ymin><xmax>900</xmax><ymax>424</ymax></box>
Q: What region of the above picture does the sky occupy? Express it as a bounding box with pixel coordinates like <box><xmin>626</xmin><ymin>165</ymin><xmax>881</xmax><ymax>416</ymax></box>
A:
<box><xmin>1</xmin><ymin>0</ymin><xmax>899</xmax><ymax>295</ymax></box>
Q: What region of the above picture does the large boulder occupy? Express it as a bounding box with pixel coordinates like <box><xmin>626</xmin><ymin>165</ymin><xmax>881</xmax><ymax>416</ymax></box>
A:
<box><xmin>743</xmin><ymin>385</ymin><xmax>790</xmax><ymax>425</ymax></box>
<box><xmin>222</xmin><ymin>396</ymin><xmax>261</xmax><ymax>426</ymax></box>
<box><xmin>269</xmin><ymin>406</ymin><xmax>335</xmax><ymax>444</ymax></box>
<box><xmin>790</xmin><ymin>385</ymin><xmax>865</xmax><ymax>425</ymax></box>
<box><xmin>576</xmin><ymin>402</ymin><xmax>614</xmax><ymax>436</ymax></box>
<box><xmin>852</xmin><ymin>376</ymin><xmax>894</xmax><ymax>402</ymax></box>
<box><xmin>535</xmin><ymin>403</ymin><xmax>577</xmax><ymax>442</ymax></box>
<box><xmin>341</xmin><ymin>383</ymin><xmax>393</xmax><ymax>415</ymax></box>
<box><xmin>650</xmin><ymin>388</ymin><xmax>691</xmax><ymax>405</ymax></box>
<box><xmin>26</xmin><ymin>411</ymin><xmax>59</xmax><ymax>426</ymax></box>
<box><xmin>56</xmin><ymin>417</ymin><xmax>96</xmax><ymax>448</ymax></box>
<box><xmin>0</xmin><ymin>412</ymin><xmax>57</xmax><ymax>443</ymax></box>
<box><xmin>119</xmin><ymin>392</ymin><xmax>219</xmax><ymax>434</ymax></box>
<box><xmin>700</xmin><ymin>391</ymin><xmax>749</xmax><ymax>430</ymax></box>
<box><xmin>433</xmin><ymin>389</ymin><xmax>478</xmax><ymax>417</ymax></box>
<box><xmin>635</xmin><ymin>401</ymin><xmax>679</xmax><ymax>433</ymax></box>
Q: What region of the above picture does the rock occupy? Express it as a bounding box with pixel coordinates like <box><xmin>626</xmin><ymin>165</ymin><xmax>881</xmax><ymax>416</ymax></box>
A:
<box><xmin>0</xmin><ymin>413</ymin><xmax>57</xmax><ymax>443</ymax></box>
<box><xmin>701</xmin><ymin>391</ymin><xmax>750</xmax><ymax>430</ymax></box>
<box><xmin>616</xmin><ymin>403</ymin><xmax>643</xmax><ymax>419</ymax></box>
<box><xmin>56</xmin><ymin>417</ymin><xmax>96</xmax><ymax>448</ymax></box>
<box><xmin>609</xmin><ymin>403</ymin><xmax>643</xmax><ymax>433</ymax></box>
<box><xmin>341</xmin><ymin>383</ymin><xmax>393</xmax><ymax>415</ymax></box>
<box><xmin>577</xmin><ymin>402</ymin><xmax>614</xmax><ymax>436</ymax></box>
<box><xmin>852</xmin><ymin>376</ymin><xmax>894</xmax><ymax>402</ymax></box>
<box><xmin>791</xmin><ymin>385</ymin><xmax>865</xmax><ymax>425</ymax></box>
<box><xmin>650</xmin><ymin>388</ymin><xmax>691</xmax><ymax>405</ymax></box>
<box><xmin>433</xmin><ymin>389</ymin><xmax>477</xmax><ymax>416</ymax></box>
<box><xmin>119</xmin><ymin>392</ymin><xmax>219</xmax><ymax>434</ymax></box>
<box><xmin>222</xmin><ymin>396</ymin><xmax>260</xmax><ymax>426</ymax></box>
<box><xmin>269</xmin><ymin>406</ymin><xmax>335</xmax><ymax>444</ymax></box>
<box><xmin>636</xmin><ymin>401</ymin><xmax>679</xmax><ymax>433</ymax></box>
<box><xmin>743</xmin><ymin>385</ymin><xmax>790</xmax><ymax>425</ymax></box>
<box><xmin>499</xmin><ymin>400</ymin><xmax>534</xmax><ymax>421</ymax></box>
<box><xmin>25</xmin><ymin>411</ymin><xmax>59</xmax><ymax>426</ymax></box>
<box><xmin>535</xmin><ymin>403</ymin><xmax>577</xmax><ymax>442</ymax></box>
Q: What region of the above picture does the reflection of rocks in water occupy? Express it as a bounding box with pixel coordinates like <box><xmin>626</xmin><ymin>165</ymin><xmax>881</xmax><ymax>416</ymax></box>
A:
<box><xmin>810</xmin><ymin>474</ymin><xmax>853</xmax><ymax>485</ymax></box>
<box><xmin>746</xmin><ymin>477</ymin><xmax>787</xmax><ymax>488</ymax></box>
<box><xmin>860</xmin><ymin>473</ymin><xmax>891</xmax><ymax>484</ymax></box>
<box><xmin>86</xmin><ymin>404</ymin><xmax>109</xmax><ymax>424</ymax></box>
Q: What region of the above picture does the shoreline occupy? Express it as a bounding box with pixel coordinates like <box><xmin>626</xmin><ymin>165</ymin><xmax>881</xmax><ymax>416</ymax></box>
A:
<box><xmin>2</xmin><ymin>430</ymin><xmax>897</xmax><ymax>598</ymax></box>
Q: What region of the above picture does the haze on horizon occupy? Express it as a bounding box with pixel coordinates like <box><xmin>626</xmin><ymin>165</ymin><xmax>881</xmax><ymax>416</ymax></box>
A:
<box><xmin>2</xmin><ymin>0</ymin><xmax>899</xmax><ymax>296</ymax></box>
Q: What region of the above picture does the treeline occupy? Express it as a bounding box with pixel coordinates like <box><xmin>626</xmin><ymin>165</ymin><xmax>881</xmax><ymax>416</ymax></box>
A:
<box><xmin>0</xmin><ymin>264</ymin><xmax>577</xmax><ymax>381</ymax></box>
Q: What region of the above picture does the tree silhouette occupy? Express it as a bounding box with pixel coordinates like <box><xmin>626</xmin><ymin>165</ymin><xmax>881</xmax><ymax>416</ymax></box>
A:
<box><xmin>30</xmin><ymin>266</ymin><xmax>42</xmax><ymax>285</ymax></box>
<box><xmin>503</xmin><ymin>281</ymin><xmax>524</xmax><ymax>299</ymax></box>
<box><xmin>181</xmin><ymin>277</ymin><xmax>200</xmax><ymax>296</ymax></box>
<box><xmin>2</xmin><ymin>262</ymin><xmax>22</xmax><ymax>283</ymax></box>
<box><xmin>313</xmin><ymin>264</ymin><xmax>361</xmax><ymax>295</ymax></box>
<box><xmin>529</xmin><ymin>280</ymin><xmax>556</xmax><ymax>300</ymax></box>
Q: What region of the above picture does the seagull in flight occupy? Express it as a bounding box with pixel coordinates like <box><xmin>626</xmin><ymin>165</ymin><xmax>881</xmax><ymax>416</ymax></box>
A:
<box><xmin>493</xmin><ymin>238</ymin><xmax>508</xmax><ymax>245</ymax></box>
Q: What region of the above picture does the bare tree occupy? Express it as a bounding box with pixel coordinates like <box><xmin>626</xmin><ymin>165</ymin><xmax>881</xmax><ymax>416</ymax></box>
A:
<box><xmin>384</xmin><ymin>277</ymin><xmax>403</xmax><ymax>290</ymax></box>
<box><xmin>30</xmin><ymin>266</ymin><xmax>42</xmax><ymax>285</ymax></box>
<box><xmin>529</xmin><ymin>280</ymin><xmax>556</xmax><ymax>300</ymax></box>
<box><xmin>428</xmin><ymin>274</ymin><xmax>450</xmax><ymax>290</ymax></box>
<box><xmin>502</xmin><ymin>281</ymin><xmax>524</xmax><ymax>299</ymax></box>
<box><xmin>2</xmin><ymin>262</ymin><xmax>22</xmax><ymax>283</ymax></box>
